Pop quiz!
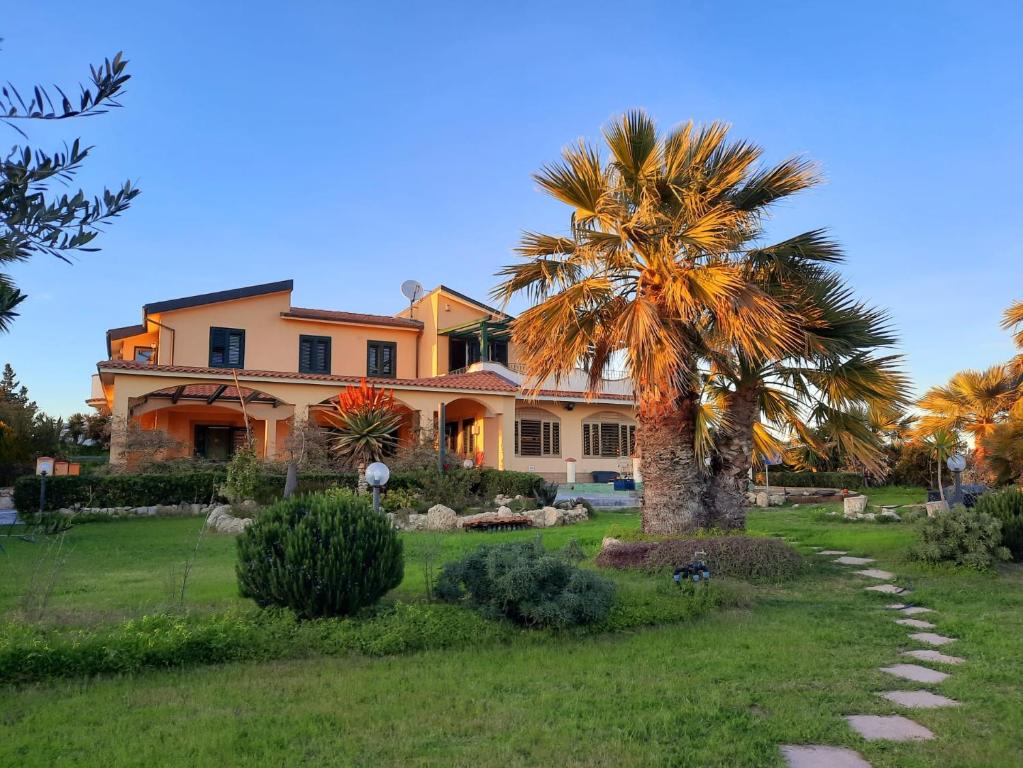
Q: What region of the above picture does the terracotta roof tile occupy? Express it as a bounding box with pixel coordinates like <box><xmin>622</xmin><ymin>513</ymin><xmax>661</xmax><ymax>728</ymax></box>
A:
<box><xmin>97</xmin><ymin>360</ymin><xmax>518</xmax><ymax>393</ymax></box>
<box><xmin>282</xmin><ymin>307</ymin><xmax>423</xmax><ymax>329</ymax></box>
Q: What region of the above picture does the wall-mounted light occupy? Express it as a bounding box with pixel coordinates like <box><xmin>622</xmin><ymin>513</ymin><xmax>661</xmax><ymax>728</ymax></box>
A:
<box><xmin>564</xmin><ymin>402</ymin><xmax>575</xmax><ymax>411</ymax></box>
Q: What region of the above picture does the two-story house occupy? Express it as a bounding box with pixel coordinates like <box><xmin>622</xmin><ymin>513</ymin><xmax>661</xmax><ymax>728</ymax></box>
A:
<box><xmin>90</xmin><ymin>280</ymin><xmax>636</xmax><ymax>481</ymax></box>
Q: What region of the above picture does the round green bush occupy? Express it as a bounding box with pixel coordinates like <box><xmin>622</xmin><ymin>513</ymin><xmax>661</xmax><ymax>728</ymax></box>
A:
<box><xmin>236</xmin><ymin>492</ymin><xmax>404</xmax><ymax>618</ymax></box>
<box><xmin>974</xmin><ymin>488</ymin><xmax>1023</xmax><ymax>561</ymax></box>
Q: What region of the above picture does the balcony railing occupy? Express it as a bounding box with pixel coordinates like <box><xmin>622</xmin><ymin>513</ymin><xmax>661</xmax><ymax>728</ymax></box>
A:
<box><xmin>447</xmin><ymin>361</ymin><xmax>633</xmax><ymax>396</ymax></box>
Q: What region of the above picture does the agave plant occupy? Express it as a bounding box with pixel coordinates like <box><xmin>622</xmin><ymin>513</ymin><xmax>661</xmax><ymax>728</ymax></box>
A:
<box><xmin>322</xmin><ymin>379</ymin><xmax>404</xmax><ymax>492</ymax></box>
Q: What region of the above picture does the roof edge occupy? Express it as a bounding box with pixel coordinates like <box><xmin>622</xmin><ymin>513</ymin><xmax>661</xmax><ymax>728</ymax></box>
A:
<box><xmin>143</xmin><ymin>280</ymin><xmax>293</xmax><ymax>315</ymax></box>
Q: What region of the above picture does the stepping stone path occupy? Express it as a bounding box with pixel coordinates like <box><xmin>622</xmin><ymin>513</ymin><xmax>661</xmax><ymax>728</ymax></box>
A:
<box><xmin>853</xmin><ymin>568</ymin><xmax>895</xmax><ymax>580</ymax></box>
<box><xmin>908</xmin><ymin>632</ymin><xmax>956</xmax><ymax>647</ymax></box>
<box><xmin>903</xmin><ymin>649</ymin><xmax>965</xmax><ymax>665</ymax></box>
<box><xmin>845</xmin><ymin>715</ymin><xmax>935</xmax><ymax>741</ymax></box>
<box><xmin>834</xmin><ymin>556</ymin><xmax>875</xmax><ymax>565</ymax></box>
<box><xmin>880</xmin><ymin>663</ymin><xmax>949</xmax><ymax>684</ymax></box>
<box><xmin>865</xmin><ymin>584</ymin><xmax>908</xmax><ymax>595</ymax></box>
<box><xmin>777</xmin><ymin>541</ymin><xmax>968</xmax><ymax>766</ymax></box>
<box><xmin>780</xmin><ymin>745</ymin><xmax>871</xmax><ymax>768</ymax></box>
<box><xmin>880</xmin><ymin>690</ymin><xmax>960</xmax><ymax>709</ymax></box>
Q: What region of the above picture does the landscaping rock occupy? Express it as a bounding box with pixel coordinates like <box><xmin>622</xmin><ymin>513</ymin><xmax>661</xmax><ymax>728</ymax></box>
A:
<box><xmin>898</xmin><ymin>606</ymin><xmax>934</xmax><ymax>616</ymax></box>
<box><xmin>853</xmin><ymin>568</ymin><xmax>895</xmax><ymax>580</ymax></box>
<box><xmin>866</xmin><ymin>584</ymin><xmax>908</xmax><ymax>594</ymax></box>
<box><xmin>834</xmin><ymin>556</ymin><xmax>875</xmax><ymax>565</ymax></box>
<box><xmin>426</xmin><ymin>504</ymin><xmax>457</xmax><ymax>531</ymax></box>
<box><xmin>860</xmin><ymin>512</ymin><xmax>876</xmax><ymax>521</ymax></box>
<box><xmin>497</xmin><ymin>505</ymin><xmax>513</xmax><ymax>515</ymax></box>
<box><xmin>205</xmin><ymin>504</ymin><xmax>252</xmax><ymax>534</ymax></box>
<box><xmin>844</xmin><ymin>714</ymin><xmax>934</xmax><ymax>741</ymax></box>
<box><xmin>925</xmin><ymin>500</ymin><xmax>949</xmax><ymax>517</ymax></box>
<box><xmin>601</xmin><ymin>536</ymin><xmax>623</xmax><ymax>551</ymax></box>
<box><xmin>843</xmin><ymin>495</ymin><xmax>868</xmax><ymax>516</ymax></box>
<box><xmin>755</xmin><ymin>491</ymin><xmax>770</xmax><ymax>508</ymax></box>
<box><xmin>895</xmin><ymin>618</ymin><xmax>935</xmax><ymax>629</ymax></box>
<box><xmin>880</xmin><ymin>508</ymin><xmax>902</xmax><ymax>522</ymax></box>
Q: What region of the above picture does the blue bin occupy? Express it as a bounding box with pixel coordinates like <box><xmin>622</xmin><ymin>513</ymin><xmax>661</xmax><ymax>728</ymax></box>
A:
<box><xmin>613</xmin><ymin>479</ymin><xmax>635</xmax><ymax>491</ymax></box>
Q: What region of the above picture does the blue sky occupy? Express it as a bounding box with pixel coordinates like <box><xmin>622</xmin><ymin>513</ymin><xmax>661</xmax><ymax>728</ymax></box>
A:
<box><xmin>3</xmin><ymin>1</ymin><xmax>1022</xmax><ymax>416</ymax></box>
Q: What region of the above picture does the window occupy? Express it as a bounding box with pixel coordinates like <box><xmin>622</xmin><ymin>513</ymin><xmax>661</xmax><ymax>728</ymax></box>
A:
<box><xmin>583</xmin><ymin>420</ymin><xmax>636</xmax><ymax>457</ymax></box>
<box><xmin>133</xmin><ymin>346</ymin><xmax>155</xmax><ymax>364</ymax></box>
<box><xmin>299</xmin><ymin>335</ymin><xmax>331</xmax><ymax>374</ymax></box>
<box><xmin>367</xmin><ymin>340</ymin><xmax>396</xmax><ymax>377</ymax></box>
<box><xmin>514</xmin><ymin>413</ymin><xmax>560</xmax><ymax>457</ymax></box>
<box><xmin>209</xmin><ymin>327</ymin><xmax>245</xmax><ymax>368</ymax></box>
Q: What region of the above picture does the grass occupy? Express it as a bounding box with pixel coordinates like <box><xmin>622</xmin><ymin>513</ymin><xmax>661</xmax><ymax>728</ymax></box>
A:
<box><xmin>2</xmin><ymin>490</ymin><xmax>1023</xmax><ymax>766</ymax></box>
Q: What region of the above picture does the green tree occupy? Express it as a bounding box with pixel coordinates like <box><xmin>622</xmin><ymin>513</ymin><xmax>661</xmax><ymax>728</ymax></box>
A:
<box><xmin>1</xmin><ymin>47</ymin><xmax>139</xmax><ymax>332</ymax></box>
<box><xmin>0</xmin><ymin>363</ymin><xmax>61</xmax><ymax>482</ymax></box>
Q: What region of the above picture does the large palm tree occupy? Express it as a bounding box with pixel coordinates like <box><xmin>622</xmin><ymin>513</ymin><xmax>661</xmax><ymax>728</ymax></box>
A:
<box><xmin>704</xmin><ymin>261</ymin><xmax>908</xmax><ymax>525</ymax></box>
<box><xmin>495</xmin><ymin>112</ymin><xmax>822</xmax><ymax>533</ymax></box>
<box><xmin>917</xmin><ymin>365</ymin><xmax>1016</xmax><ymax>475</ymax></box>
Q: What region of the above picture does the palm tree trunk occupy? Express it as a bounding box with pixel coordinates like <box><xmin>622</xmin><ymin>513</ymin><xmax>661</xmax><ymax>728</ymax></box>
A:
<box><xmin>357</xmin><ymin>463</ymin><xmax>368</xmax><ymax>495</ymax></box>
<box><xmin>639</xmin><ymin>398</ymin><xmax>708</xmax><ymax>534</ymax></box>
<box><xmin>937</xmin><ymin>459</ymin><xmax>945</xmax><ymax>502</ymax></box>
<box><xmin>706</xmin><ymin>384</ymin><xmax>759</xmax><ymax>530</ymax></box>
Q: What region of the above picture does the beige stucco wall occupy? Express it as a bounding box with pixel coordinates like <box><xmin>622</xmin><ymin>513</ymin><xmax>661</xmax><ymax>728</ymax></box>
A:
<box><xmin>143</xmin><ymin>291</ymin><xmax>421</xmax><ymax>378</ymax></box>
<box><xmin>104</xmin><ymin>369</ymin><xmax>634</xmax><ymax>479</ymax></box>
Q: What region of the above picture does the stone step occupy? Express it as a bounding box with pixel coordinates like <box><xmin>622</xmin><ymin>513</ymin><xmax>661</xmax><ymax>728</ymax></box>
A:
<box><xmin>780</xmin><ymin>745</ymin><xmax>872</xmax><ymax>767</ymax></box>
<box><xmin>817</xmin><ymin>550</ymin><xmax>847</xmax><ymax>555</ymax></box>
<box><xmin>854</xmin><ymin>568</ymin><xmax>895</xmax><ymax>580</ymax></box>
<box><xmin>908</xmin><ymin>632</ymin><xmax>956</xmax><ymax>647</ymax></box>
<box><xmin>902</xmin><ymin>649</ymin><xmax>965</xmax><ymax>665</ymax></box>
<box><xmin>880</xmin><ymin>690</ymin><xmax>960</xmax><ymax>709</ymax></box>
<box><xmin>834</xmin><ymin>556</ymin><xmax>875</xmax><ymax>565</ymax></box>
<box><xmin>898</xmin><ymin>606</ymin><xmax>934</xmax><ymax>616</ymax></box>
<box><xmin>845</xmin><ymin>714</ymin><xmax>935</xmax><ymax>741</ymax></box>
<box><xmin>895</xmin><ymin>618</ymin><xmax>936</xmax><ymax>629</ymax></box>
<box><xmin>879</xmin><ymin>663</ymin><xmax>949</xmax><ymax>684</ymax></box>
<box><xmin>866</xmin><ymin>584</ymin><xmax>909</xmax><ymax>595</ymax></box>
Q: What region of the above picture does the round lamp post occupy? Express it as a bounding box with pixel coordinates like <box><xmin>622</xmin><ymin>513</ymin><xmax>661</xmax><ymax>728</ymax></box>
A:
<box><xmin>365</xmin><ymin>462</ymin><xmax>390</xmax><ymax>514</ymax></box>
<box><xmin>947</xmin><ymin>454</ymin><xmax>966</xmax><ymax>506</ymax></box>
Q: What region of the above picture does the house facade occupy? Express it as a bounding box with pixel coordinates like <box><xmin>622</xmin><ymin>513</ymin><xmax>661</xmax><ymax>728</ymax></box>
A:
<box><xmin>90</xmin><ymin>280</ymin><xmax>636</xmax><ymax>481</ymax></box>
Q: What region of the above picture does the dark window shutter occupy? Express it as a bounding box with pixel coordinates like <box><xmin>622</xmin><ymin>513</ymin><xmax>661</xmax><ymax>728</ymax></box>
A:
<box><xmin>299</xmin><ymin>338</ymin><xmax>312</xmax><ymax>371</ymax></box>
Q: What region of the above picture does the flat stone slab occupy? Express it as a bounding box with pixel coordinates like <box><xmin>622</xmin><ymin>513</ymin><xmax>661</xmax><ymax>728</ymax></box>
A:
<box><xmin>866</xmin><ymin>584</ymin><xmax>909</xmax><ymax>594</ymax></box>
<box><xmin>903</xmin><ymin>649</ymin><xmax>965</xmax><ymax>665</ymax></box>
<box><xmin>885</xmin><ymin>602</ymin><xmax>908</xmax><ymax>610</ymax></box>
<box><xmin>817</xmin><ymin>550</ymin><xmax>847</xmax><ymax>556</ymax></box>
<box><xmin>780</xmin><ymin>745</ymin><xmax>872</xmax><ymax>768</ymax></box>
<box><xmin>854</xmin><ymin>568</ymin><xmax>895</xmax><ymax>579</ymax></box>
<box><xmin>899</xmin><ymin>606</ymin><xmax>934</xmax><ymax>616</ymax></box>
<box><xmin>845</xmin><ymin>714</ymin><xmax>934</xmax><ymax>741</ymax></box>
<box><xmin>881</xmin><ymin>690</ymin><xmax>960</xmax><ymax>709</ymax></box>
<box><xmin>896</xmin><ymin>618</ymin><xmax>936</xmax><ymax>629</ymax></box>
<box><xmin>834</xmin><ymin>556</ymin><xmax>875</xmax><ymax>565</ymax></box>
<box><xmin>909</xmin><ymin>632</ymin><xmax>956</xmax><ymax>646</ymax></box>
<box><xmin>880</xmin><ymin>663</ymin><xmax>949</xmax><ymax>684</ymax></box>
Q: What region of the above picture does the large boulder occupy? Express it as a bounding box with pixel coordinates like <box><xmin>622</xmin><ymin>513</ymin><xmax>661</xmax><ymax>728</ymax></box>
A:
<box><xmin>755</xmin><ymin>491</ymin><xmax>770</xmax><ymax>508</ymax></box>
<box><xmin>425</xmin><ymin>504</ymin><xmax>457</xmax><ymax>531</ymax></box>
<box><xmin>206</xmin><ymin>504</ymin><xmax>252</xmax><ymax>534</ymax></box>
<box><xmin>543</xmin><ymin>506</ymin><xmax>563</xmax><ymax>527</ymax></box>
<box><xmin>925</xmin><ymin>500</ymin><xmax>949</xmax><ymax>517</ymax></box>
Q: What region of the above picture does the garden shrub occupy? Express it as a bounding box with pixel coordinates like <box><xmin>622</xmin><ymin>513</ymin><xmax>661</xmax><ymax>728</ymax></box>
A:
<box><xmin>752</xmin><ymin>471</ymin><xmax>863</xmax><ymax>489</ymax></box>
<box><xmin>974</xmin><ymin>487</ymin><xmax>1023</xmax><ymax>561</ymax></box>
<box><xmin>595</xmin><ymin>536</ymin><xmax>806</xmax><ymax>581</ymax></box>
<box><xmin>236</xmin><ymin>492</ymin><xmax>404</xmax><ymax>618</ymax></box>
<box><xmin>382</xmin><ymin>487</ymin><xmax>422</xmax><ymax>513</ymax></box>
<box><xmin>909</xmin><ymin>506</ymin><xmax>1010</xmax><ymax>569</ymax></box>
<box><xmin>436</xmin><ymin>540</ymin><xmax>615</xmax><ymax>629</ymax></box>
<box><xmin>223</xmin><ymin>444</ymin><xmax>261</xmax><ymax>502</ymax></box>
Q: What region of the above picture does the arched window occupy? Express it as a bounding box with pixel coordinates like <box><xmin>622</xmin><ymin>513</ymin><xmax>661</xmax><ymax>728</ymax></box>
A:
<box><xmin>514</xmin><ymin>408</ymin><xmax>561</xmax><ymax>457</ymax></box>
<box><xmin>582</xmin><ymin>412</ymin><xmax>636</xmax><ymax>458</ymax></box>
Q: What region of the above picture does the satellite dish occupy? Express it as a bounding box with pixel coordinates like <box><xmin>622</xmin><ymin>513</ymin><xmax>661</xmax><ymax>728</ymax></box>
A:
<box><xmin>401</xmin><ymin>280</ymin><xmax>424</xmax><ymax>302</ymax></box>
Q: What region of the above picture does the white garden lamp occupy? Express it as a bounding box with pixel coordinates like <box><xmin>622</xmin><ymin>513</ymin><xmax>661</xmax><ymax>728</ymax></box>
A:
<box><xmin>365</xmin><ymin>462</ymin><xmax>390</xmax><ymax>513</ymax></box>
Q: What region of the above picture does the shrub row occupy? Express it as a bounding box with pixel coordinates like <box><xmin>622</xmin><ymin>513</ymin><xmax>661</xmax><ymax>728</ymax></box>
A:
<box><xmin>974</xmin><ymin>487</ymin><xmax>1023</xmax><ymax>561</ymax></box>
<box><xmin>595</xmin><ymin>536</ymin><xmax>807</xmax><ymax>581</ymax></box>
<box><xmin>13</xmin><ymin>467</ymin><xmax>545</xmax><ymax>512</ymax></box>
<box><xmin>0</xmin><ymin>579</ymin><xmax>749</xmax><ymax>684</ymax></box>
<box><xmin>753</xmin><ymin>471</ymin><xmax>864</xmax><ymax>489</ymax></box>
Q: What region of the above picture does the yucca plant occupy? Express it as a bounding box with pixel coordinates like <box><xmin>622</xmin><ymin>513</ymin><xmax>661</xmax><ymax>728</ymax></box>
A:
<box><xmin>322</xmin><ymin>378</ymin><xmax>403</xmax><ymax>493</ymax></box>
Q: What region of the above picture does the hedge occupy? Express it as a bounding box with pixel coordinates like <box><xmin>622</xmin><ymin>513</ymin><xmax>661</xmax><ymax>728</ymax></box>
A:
<box><xmin>753</xmin><ymin>471</ymin><xmax>864</xmax><ymax>489</ymax></box>
<box><xmin>13</xmin><ymin>467</ymin><xmax>545</xmax><ymax>512</ymax></box>
<box><xmin>595</xmin><ymin>536</ymin><xmax>807</xmax><ymax>581</ymax></box>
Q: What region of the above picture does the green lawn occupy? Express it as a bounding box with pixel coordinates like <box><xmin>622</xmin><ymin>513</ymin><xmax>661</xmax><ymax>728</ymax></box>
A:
<box><xmin>3</xmin><ymin>494</ymin><xmax>1023</xmax><ymax>766</ymax></box>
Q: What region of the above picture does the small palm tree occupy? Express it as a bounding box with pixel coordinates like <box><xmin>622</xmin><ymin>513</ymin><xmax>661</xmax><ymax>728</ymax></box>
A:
<box><xmin>322</xmin><ymin>379</ymin><xmax>403</xmax><ymax>493</ymax></box>
<box><xmin>917</xmin><ymin>365</ymin><xmax>1015</xmax><ymax>474</ymax></box>
<box><xmin>495</xmin><ymin>111</ymin><xmax>818</xmax><ymax>533</ymax></box>
<box><xmin>922</xmin><ymin>428</ymin><xmax>960</xmax><ymax>501</ymax></box>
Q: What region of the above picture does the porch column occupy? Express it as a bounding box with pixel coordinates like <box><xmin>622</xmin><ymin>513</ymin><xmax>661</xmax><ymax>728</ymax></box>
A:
<box><xmin>264</xmin><ymin>417</ymin><xmax>279</xmax><ymax>459</ymax></box>
<box><xmin>495</xmin><ymin>406</ymin><xmax>516</xmax><ymax>470</ymax></box>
